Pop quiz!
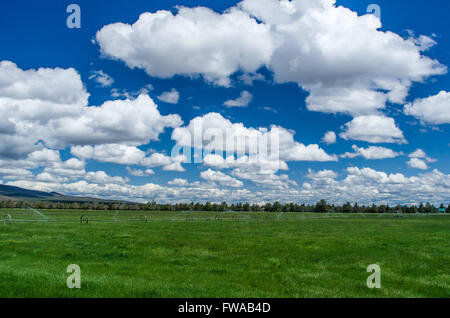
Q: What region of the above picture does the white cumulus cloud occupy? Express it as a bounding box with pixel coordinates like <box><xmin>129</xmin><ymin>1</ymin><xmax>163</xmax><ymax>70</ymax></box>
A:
<box><xmin>96</xmin><ymin>6</ymin><xmax>274</xmax><ymax>86</ymax></box>
<box><xmin>322</xmin><ymin>131</ymin><xmax>336</xmax><ymax>145</ymax></box>
<box><xmin>201</xmin><ymin>169</ymin><xmax>244</xmax><ymax>188</ymax></box>
<box><xmin>404</xmin><ymin>91</ymin><xmax>450</xmax><ymax>125</ymax></box>
<box><xmin>407</xmin><ymin>158</ymin><xmax>428</xmax><ymax>170</ymax></box>
<box><xmin>89</xmin><ymin>70</ymin><xmax>114</xmax><ymax>87</ymax></box>
<box><xmin>341</xmin><ymin>145</ymin><xmax>403</xmax><ymax>160</ymax></box>
<box><xmin>96</xmin><ymin>0</ymin><xmax>446</xmax><ymax>116</ymax></box>
<box><xmin>224</xmin><ymin>90</ymin><xmax>253</xmax><ymax>107</ymax></box>
<box><xmin>340</xmin><ymin>115</ymin><xmax>406</xmax><ymax>144</ymax></box>
<box><xmin>157</xmin><ymin>88</ymin><xmax>180</xmax><ymax>104</ymax></box>
<box><xmin>0</xmin><ymin>61</ymin><xmax>183</xmax><ymax>160</ymax></box>
<box><xmin>172</xmin><ymin>112</ymin><xmax>337</xmax><ymax>168</ymax></box>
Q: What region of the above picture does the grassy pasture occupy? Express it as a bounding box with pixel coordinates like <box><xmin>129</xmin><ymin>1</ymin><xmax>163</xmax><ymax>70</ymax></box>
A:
<box><xmin>0</xmin><ymin>209</ymin><xmax>449</xmax><ymax>297</ymax></box>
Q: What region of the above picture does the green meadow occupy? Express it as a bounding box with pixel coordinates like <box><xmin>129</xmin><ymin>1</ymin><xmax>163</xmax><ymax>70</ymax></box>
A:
<box><xmin>0</xmin><ymin>209</ymin><xmax>449</xmax><ymax>297</ymax></box>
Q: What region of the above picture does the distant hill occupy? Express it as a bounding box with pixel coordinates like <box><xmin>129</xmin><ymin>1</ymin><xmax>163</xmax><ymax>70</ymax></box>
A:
<box><xmin>0</xmin><ymin>184</ymin><xmax>128</xmax><ymax>204</ymax></box>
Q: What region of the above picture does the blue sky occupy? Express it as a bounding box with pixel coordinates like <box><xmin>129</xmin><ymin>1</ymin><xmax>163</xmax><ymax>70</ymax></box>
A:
<box><xmin>0</xmin><ymin>0</ymin><xmax>449</xmax><ymax>205</ymax></box>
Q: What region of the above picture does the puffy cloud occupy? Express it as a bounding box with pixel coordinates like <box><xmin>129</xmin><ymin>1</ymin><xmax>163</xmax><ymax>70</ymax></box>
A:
<box><xmin>0</xmin><ymin>149</ymin><xmax>73</xmax><ymax>182</ymax></box>
<box><xmin>306</xmin><ymin>169</ymin><xmax>338</xmax><ymax>180</ymax></box>
<box><xmin>0</xmin><ymin>135</ymin><xmax>42</xmax><ymax>160</ymax></box>
<box><xmin>168</xmin><ymin>178</ymin><xmax>189</xmax><ymax>186</ymax></box>
<box><xmin>0</xmin><ymin>60</ymin><xmax>88</xmax><ymax>105</ymax></box>
<box><xmin>157</xmin><ymin>88</ymin><xmax>180</xmax><ymax>104</ymax></box>
<box><xmin>140</xmin><ymin>152</ymin><xmax>172</xmax><ymax>167</ymax></box>
<box><xmin>407</xmin><ymin>148</ymin><xmax>436</xmax><ymax>170</ymax></box>
<box><xmin>301</xmin><ymin>167</ymin><xmax>450</xmax><ymax>205</ymax></box>
<box><xmin>49</xmin><ymin>94</ymin><xmax>182</xmax><ymax>148</ymax></box>
<box><xmin>203</xmin><ymin>153</ymin><xmax>288</xmax><ymax>172</ymax></box>
<box><xmin>224</xmin><ymin>90</ymin><xmax>253</xmax><ymax>107</ymax></box>
<box><xmin>239</xmin><ymin>0</ymin><xmax>445</xmax><ymax>115</ymax></box>
<box><xmin>126</xmin><ymin>167</ymin><xmax>155</xmax><ymax>177</ymax></box>
<box><xmin>8</xmin><ymin>166</ymin><xmax>449</xmax><ymax>205</ymax></box>
<box><xmin>96</xmin><ymin>1</ymin><xmax>445</xmax><ymax>115</ymax></box>
<box><xmin>238</xmin><ymin>73</ymin><xmax>265</xmax><ymax>85</ymax></box>
<box><xmin>6</xmin><ymin>178</ymin><xmax>246</xmax><ymax>204</ymax></box>
<box><xmin>172</xmin><ymin>112</ymin><xmax>336</xmax><ymax>167</ymax></box>
<box><xmin>404</xmin><ymin>91</ymin><xmax>450</xmax><ymax>124</ymax></box>
<box><xmin>406</xmin><ymin>31</ymin><xmax>437</xmax><ymax>52</ymax></box>
<box><xmin>203</xmin><ymin>153</ymin><xmax>295</xmax><ymax>189</ymax></box>
<box><xmin>321</xmin><ymin>131</ymin><xmax>336</xmax><ymax>145</ymax></box>
<box><xmin>281</xmin><ymin>142</ymin><xmax>337</xmax><ymax>162</ymax></box>
<box><xmin>340</xmin><ymin>115</ymin><xmax>406</xmax><ymax>144</ymax></box>
<box><xmin>345</xmin><ymin>167</ymin><xmax>409</xmax><ymax>184</ymax></box>
<box><xmin>0</xmin><ymin>61</ymin><xmax>89</xmax><ymax>158</ymax></box>
<box><xmin>341</xmin><ymin>145</ymin><xmax>403</xmax><ymax>160</ymax></box>
<box><xmin>0</xmin><ymin>61</ymin><xmax>182</xmax><ymax>159</ymax></box>
<box><xmin>162</xmin><ymin>161</ymin><xmax>186</xmax><ymax>172</ymax></box>
<box><xmin>85</xmin><ymin>171</ymin><xmax>128</xmax><ymax>184</ymax></box>
<box><xmin>111</xmin><ymin>85</ymin><xmax>153</xmax><ymax>99</ymax></box>
<box><xmin>96</xmin><ymin>6</ymin><xmax>274</xmax><ymax>86</ymax></box>
<box><xmin>306</xmin><ymin>87</ymin><xmax>388</xmax><ymax>116</ymax></box>
<box><xmin>89</xmin><ymin>70</ymin><xmax>114</xmax><ymax>87</ymax></box>
<box><xmin>172</xmin><ymin>112</ymin><xmax>334</xmax><ymax>188</ymax></box>
<box><xmin>231</xmin><ymin>167</ymin><xmax>297</xmax><ymax>189</ymax></box>
<box><xmin>142</xmin><ymin>153</ymin><xmax>187</xmax><ymax>171</ymax></box>
<box><xmin>71</xmin><ymin>144</ymin><xmax>146</xmax><ymax>165</ymax></box>
<box><xmin>409</xmin><ymin>149</ymin><xmax>427</xmax><ymax>158</ymax></box>
<box><xmin>27</xmin><ymin>148</ymin><xmax>61</xmax><ymax>163</ymax></box>
<box><xmin>0</xmin><ymin>148</ymin><xmax>85</xmax><ymax>183</ymax></box>
<box><xmin>0</xmin><ymin>168</ymin><xmax>33</xmax><ymax>180</ymax></box>
<box><xmin>41</xmin><ymin>158</ymin><xmax>86</xmax><ymax>180</ymax></box>
<box><xmin>201</xmin><ymin>169</ymin><xmax>243</xmax><ymax>188</ymax></box>
<box><xmin>35</xmin><ymin>172</ymin><xmax>68</xmax><ymax>183</ymax></box>
<box><xmin>7</xmin><ymin>153</ymin><xmax>87</xmax><ymax>184</ymax></box>
<box><xmin>409</xmin><ymin>149</ymin><xmax>436</xmax><ymax>163</ymax></box>
<box><xmin>407</xmin><ymin>158</ymin><xmax>428</xmax><ymax>170</ymax></box>
<box><xmin>71</xmin><ymin>144</ymin><xmax>187</xmax><ymax>171</ymax></box>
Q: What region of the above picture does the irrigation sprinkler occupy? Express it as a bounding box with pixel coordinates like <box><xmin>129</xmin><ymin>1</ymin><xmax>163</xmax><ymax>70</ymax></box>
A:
<box><xmin>185</xmin><ymin>216</ymin><xmax>194</xmax><ymax>222</ymax></box>
<box><xmin>215</xmin><ymin>215</ymin><xmax>222</xmax><ymax>221</ymax></box>
<box><xmin>28</xmin><ymin>208</ymin><xmax>49</xmax><ymax>220</ymax></box>
<box><xmin>80</xmin><ymin>215</ymin><xmax>89</xmax><ymax>224</ymax></box>
<box><xmin>140</xmin><ymin>215</ymin><xmax>148</xmax><ymax>223</ymax></box>
<box><xmin>112</xmin><ymin>210</ymin><xmax>119</xmax><ymax>221</ymax></box>
<box><xmin>3</xmin><ymin>214</ymin><xmax>12</xmax><ymax>225</ymax></box>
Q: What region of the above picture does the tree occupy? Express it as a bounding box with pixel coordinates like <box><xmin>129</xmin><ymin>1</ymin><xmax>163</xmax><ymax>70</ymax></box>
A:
<box><xmin>343</xmin><ymin>202</ymin><xmax>352</xmax><ymax>213</ymax></box>
<box><xmin>418</xmin><ymin>202</ymin><xmax>424</xmax><ymax>213</ymax></box>
<box><xmin>425</xmin><ymin>202</ymin><xmax>433</xmax><ymax>213</ymax></box>
<box><xmin>314</xmin><ymin>199</ymin><xmax>327</xmax><ymax>213</ymax></box>
<box><xmin>219</xmin><ymin>201</ymin><xmax>228</xmax><ymax>212</ymax></box>
<box><xmin>272</xmin><ymin>202</ymin><xmax>282</xmax><ymax>212</ymax></box>
<box><xmin>369</xmin><ymin>204</ymin><xmax>378</xmax><ymax>213</ymax></box>
<box><xmin>263</xmin><ymin>203</ymin><xmax>272</xmax><ymax>212</ymax></box>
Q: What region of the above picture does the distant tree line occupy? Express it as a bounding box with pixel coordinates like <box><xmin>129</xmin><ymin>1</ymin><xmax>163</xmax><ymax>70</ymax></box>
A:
<box><xmin>0</xmin><ymin>199</ymin><xmax>449</xmax><ymax>213</ymax></box>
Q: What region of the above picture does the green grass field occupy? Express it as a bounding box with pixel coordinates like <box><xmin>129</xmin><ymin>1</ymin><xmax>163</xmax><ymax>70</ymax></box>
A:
<box><xmin>0</xmin><ymin>209</ymin><xmax>449</xmax><ymax>298</ymax></box>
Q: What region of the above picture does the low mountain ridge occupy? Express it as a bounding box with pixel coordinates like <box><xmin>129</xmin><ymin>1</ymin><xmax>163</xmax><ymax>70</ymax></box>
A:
<box><xmin>0</xmin><ymin>184</ymin><xmax>127</xmax><ymax>203</ymax></box>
